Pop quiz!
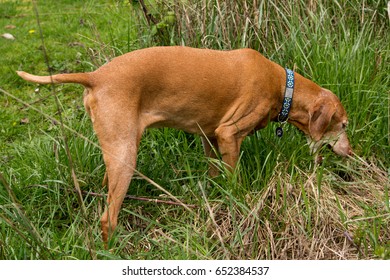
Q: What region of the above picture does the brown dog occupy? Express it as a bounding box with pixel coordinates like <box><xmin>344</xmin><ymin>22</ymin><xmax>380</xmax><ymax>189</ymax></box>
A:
<box><xmin>17</xmin><ymin>46</ymin><xmax>352</xmax><ymax>245</ymax></box>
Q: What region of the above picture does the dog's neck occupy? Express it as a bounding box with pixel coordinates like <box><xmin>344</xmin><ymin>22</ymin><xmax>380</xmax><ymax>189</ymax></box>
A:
<box><xmin>284</xmin><ymin>72</ymin><xmax>322</xmax><ymax>135</ymax></box>
<box><xmin>277</xmin><ymin>68</ymin><xmax>294</xmax><ymax>122</ymax></box>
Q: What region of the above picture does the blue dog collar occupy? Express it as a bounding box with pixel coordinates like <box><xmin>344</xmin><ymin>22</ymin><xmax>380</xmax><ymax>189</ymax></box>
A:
<box><xmin>276</xmin><ymin>68</ymin><xmax>295</xmax><ymax>137</ymax></box>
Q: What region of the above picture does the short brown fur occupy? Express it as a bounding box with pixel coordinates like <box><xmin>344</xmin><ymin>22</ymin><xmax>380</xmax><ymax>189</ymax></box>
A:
<box><xmin>17</xmin><ymin>46</ymin><xmax>352</xmax><ymax>246</ymax></box>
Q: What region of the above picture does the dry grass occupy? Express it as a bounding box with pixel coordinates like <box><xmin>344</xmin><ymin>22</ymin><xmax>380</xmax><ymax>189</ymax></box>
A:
<box><xmin>211</xmin><ymin>161</ymin><xmax>387</xmax><ymax>259</ymax></box>
<box><xmin>117</xmin><ymin>154</ymin><xmax>388</xmax><ymax>260</ymax></box>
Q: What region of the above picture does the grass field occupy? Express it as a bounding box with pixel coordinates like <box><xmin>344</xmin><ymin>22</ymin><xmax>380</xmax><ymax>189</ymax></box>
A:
<box><xmin>0</xmin><ymin>0</ymin><xmax>389</xmax><ymax>259</ymax></box>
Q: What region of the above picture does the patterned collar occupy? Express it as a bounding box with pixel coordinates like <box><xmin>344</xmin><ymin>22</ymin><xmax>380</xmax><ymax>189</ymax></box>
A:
<box><xmin>276</xmin><ymin>68</ymin><xmax>295</xmax><ymax>137</ymax></box>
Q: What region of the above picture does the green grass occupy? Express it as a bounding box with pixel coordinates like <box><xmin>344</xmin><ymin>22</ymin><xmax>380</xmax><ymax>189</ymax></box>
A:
<box><xmin>0</xmin><ymin>0</ymin><xmax>389</xmax><ymax>259</ymax></box>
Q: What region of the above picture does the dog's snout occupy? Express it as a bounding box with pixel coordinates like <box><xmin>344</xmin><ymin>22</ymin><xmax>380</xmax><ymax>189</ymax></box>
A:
<box><xmin>330</xmin><ymin>132</ymin><xmax>352</xmax><ymax>157</ymax></box>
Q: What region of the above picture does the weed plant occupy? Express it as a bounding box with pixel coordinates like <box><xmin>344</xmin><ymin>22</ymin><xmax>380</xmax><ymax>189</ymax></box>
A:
<box><xmin>0</xmin><ymin>0</ymin><xmax>389</xmax><ymax>259</ymax></box>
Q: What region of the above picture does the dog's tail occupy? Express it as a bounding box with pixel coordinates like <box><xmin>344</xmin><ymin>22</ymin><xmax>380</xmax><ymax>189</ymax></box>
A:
<box><xmin>16</xmin><ymin>71</ymin><xmax>93</xmax><ymax>88</ymax></box>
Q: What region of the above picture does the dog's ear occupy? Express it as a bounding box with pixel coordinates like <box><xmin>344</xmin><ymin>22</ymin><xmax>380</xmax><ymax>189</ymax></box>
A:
<box><xmin>309</xmin><ymin>101</ymin><xmax>336</xmax><ymax>141</ymax></box>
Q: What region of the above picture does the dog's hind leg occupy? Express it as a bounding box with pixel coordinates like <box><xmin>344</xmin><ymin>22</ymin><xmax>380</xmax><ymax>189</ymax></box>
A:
<box><xmin>99</xmin><ymin>128</ymin><xmax>142</xmax><ymax>246</ymax></box>
<box><xmin>90</xmin><ymin>104</ymin><xmax>143</xmax><ymax>246</ymax></box>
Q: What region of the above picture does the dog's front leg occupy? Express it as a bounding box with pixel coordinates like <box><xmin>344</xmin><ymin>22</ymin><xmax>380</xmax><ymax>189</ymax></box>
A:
<box><xmin>214</xmin><ymin>126</ymin><xmax>244</xmax><ymax>173</ymax></box>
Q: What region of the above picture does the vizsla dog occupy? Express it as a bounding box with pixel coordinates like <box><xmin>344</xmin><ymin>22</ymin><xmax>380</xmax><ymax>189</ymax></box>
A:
<box><xmin>17</xmin><ymin>46</ymin><xmax>352</xmax><ymax>245</ymax></box>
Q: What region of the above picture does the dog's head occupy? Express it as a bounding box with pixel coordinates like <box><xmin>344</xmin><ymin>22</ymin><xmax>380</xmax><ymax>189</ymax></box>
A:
<box><xmin>307</xmin><ymin>89</ymin><xmax>352</xmax><ymax>157</ymax></box>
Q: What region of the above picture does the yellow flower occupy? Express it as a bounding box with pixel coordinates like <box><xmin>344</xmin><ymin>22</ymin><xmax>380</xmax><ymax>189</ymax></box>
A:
<box><xmin>29</xmin><ymin>29</ymin><xmax>35</xmax><ymax>34</ymax></box>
